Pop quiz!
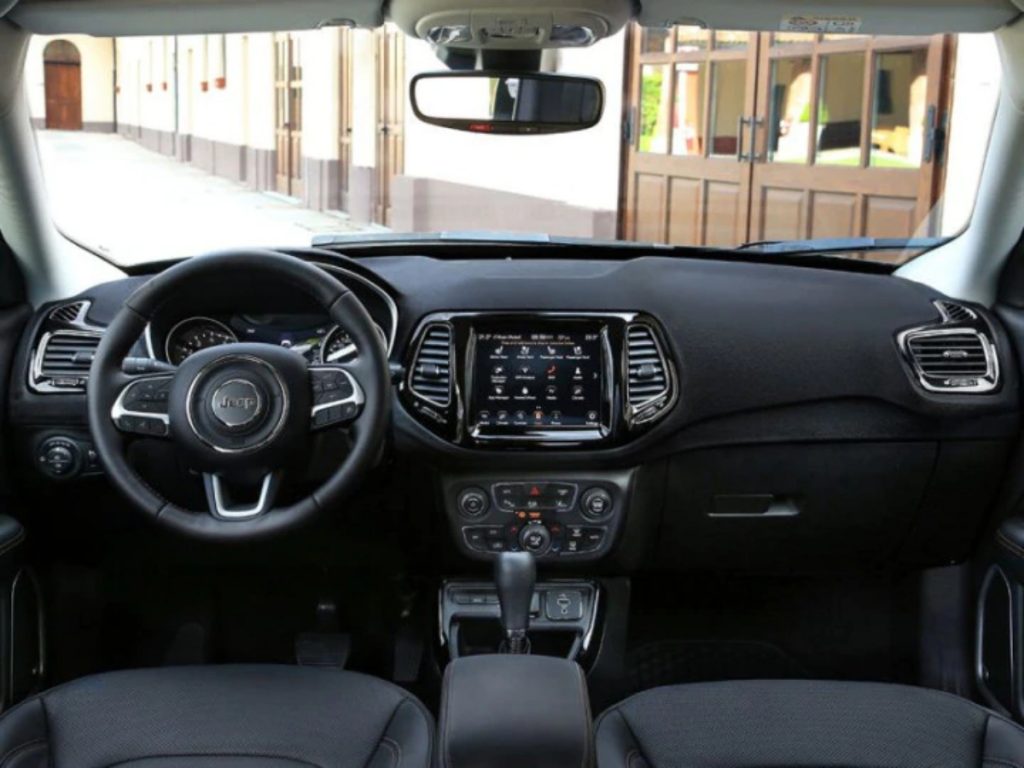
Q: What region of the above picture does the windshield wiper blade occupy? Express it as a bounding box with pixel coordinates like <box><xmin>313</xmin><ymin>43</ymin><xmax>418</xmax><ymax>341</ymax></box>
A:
<box><xmin>736</xmin><ymin>236</ymin><xmax>948</xmax><ymax>255</ymax></box>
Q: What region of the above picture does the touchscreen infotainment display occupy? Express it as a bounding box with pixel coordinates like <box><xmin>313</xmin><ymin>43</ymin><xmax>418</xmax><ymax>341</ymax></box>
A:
<box><xmin>472</xmin><ymin>325</ymin><xmax>603</xmax><ymax>431</ymax></box>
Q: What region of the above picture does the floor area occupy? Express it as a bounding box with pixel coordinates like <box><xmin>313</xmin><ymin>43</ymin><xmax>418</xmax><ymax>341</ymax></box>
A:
<box><xmin>34</xmin><ymin>130</ymin><xmax>373</xmax><ymax>266</ymax></box>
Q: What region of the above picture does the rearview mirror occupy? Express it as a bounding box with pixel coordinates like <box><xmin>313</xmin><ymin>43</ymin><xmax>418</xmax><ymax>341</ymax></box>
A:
<box><xmin>410</xmin><ymin>72</ymin><xmax>604</xmax><ymax>135</ymax></box>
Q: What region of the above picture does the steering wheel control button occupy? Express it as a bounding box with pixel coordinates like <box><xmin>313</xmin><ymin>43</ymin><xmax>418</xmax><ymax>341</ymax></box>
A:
<box><xmin>210</xmin><ymin>379</ymin><xmax>264</xmax><ymax>430</ymax></box>
<box><xmin>113</xmin><ymin>375</ymin><xmax>174</xmax><ymax>437</ymax></box>
<box><xmin>581</xmin><ymin>487</ymin><xmax>613</xmax><ymax>520</ymax></box>
<box><xmin>457</xmin><ymin>487</ymin><xmax>490</xmax><ymax>518</ymax></box>
<box><xmin>310</xmin><ymin>367</ymin><xmax>363</xmax><ymax>429</ymax></box>
<box><xmin>519</xmin><ymin>523</ymin><xmax>552</xmax><ymax>555</ymax></box>
<box><xmin>545</xmin><ymin>590</ymin><xmax>584</xmax><ymax>621</ymax></box>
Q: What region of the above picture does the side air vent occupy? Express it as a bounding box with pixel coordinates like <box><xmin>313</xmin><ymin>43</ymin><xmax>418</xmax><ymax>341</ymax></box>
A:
<box><xmin>625</xmin><ymin>323</ymin><xmax>674</xmax><ymax>424</ymax></box>
<box><xmin>898</xmin><ymin>301</ymin><xmax>998</xmax><ymax>394</ymax></box>
<box><xmin>48</xmin><ymin>301</ymin><xmax>90</xmax><ymax>327</ymax></box>
<box><xmin>936</xmin><ymin>300</ymin><xmax>977</xmax><ymax>324</ymax></box>
<box><xmin>31</xmin><ymin>331</ymin><xmax>102</xmax><ymax>393</ymax></box>
<box><xmin>408</xmin><ymin>323</ymin><xmax>453</xmax><ymax>406</ymax></box>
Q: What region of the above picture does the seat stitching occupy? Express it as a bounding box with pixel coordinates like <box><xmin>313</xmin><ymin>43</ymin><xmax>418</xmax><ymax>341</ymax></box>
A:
<box><xmin>615</xmin><ymin>710</ymin><xmax>654</xmax><ymax>768</ymax></box>
<box><xmin>0</xmin><ymin>738</ymin><xmax>45</xmax><ymax>768</ymax></box>
<box><xmin>101</xmin><ymin>753</ymin><xmax>324</xmax><ymax>768</ymax></box>
<box><xmin>362</xmin><ymin>697</ymin><xmax>408</xmax><ymax>768</ymax></box>
<box><xmin>985</xmin><ymin>759</ymin><xmax>1024</xmax><ymax>768</ymax></box>
<box><xmin>380</xmin><ymin>736</ymin><xmax>402</xmax><ymax>768</ymax></box>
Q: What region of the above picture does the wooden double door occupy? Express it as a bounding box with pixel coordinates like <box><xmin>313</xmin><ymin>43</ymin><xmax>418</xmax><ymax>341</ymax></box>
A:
<box><xmin>621</xmin><ymin>27</ymin><xmax>953</xmax><ymax>250</ymax></box>
<box><xmin>274</xmin><ymin>34</ymin><xmax>304</xmax><ymax>198</ymax></box>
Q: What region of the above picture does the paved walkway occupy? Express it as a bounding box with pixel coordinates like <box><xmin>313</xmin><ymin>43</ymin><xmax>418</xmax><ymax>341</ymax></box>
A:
<box><xmin>36</xmin><ymin>131</ymin><xmax>373</xmax><ymax>266</ymax></box>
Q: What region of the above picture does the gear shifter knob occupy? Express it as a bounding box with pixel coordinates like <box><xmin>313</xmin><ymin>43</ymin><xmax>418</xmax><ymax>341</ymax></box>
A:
<box><xmin>494</xmin><ymin>551</ymin><xmax>536</xmax><ymax>653</ymax></box>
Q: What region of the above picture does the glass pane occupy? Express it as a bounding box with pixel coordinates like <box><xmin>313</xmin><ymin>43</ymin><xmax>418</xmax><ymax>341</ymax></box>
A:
<box><xmin>713</xmin><ymin>31</ymin><xmax>749</xmax><ymax>50</ymax></box>
<box><xmin>871</xmin><ymin>49</ymin><xmax>929</xmax><ymax>168</ymax></box>
<box><xmin>767</xmin><ymin>57</ymin><xmax>812</xmax><ymax>163</ymax></box>
<box><xmin>816</xmin><ymin>52</ymin><xmax>865</xmax><ymax>165</ymax></box>
<box><xmin>639</xmin><ymin>64</ymin><xmax>671</xmax><ymax>153</ymax></box>
<box><xmin>676</xmin><ymin>26</ymin><xmax>709</xmax><ymax>52</ymax></box>
<box><xmin>774</xmin><ymin>32</ymin><xmax>816</xmax><ymax>46</ymax></box>
<box><xmin>671</xmin><ymin>62</ymin><xmax>706</xmax><ymax>155</ymax></box>
<box><xmin>641</xmin><ymin>28</ymin><xmax>673</xmax><ymax>54</ymax></box>
<box><xmin>709</xmin><ymin>60</ymin><xmax>746</xmax><ymax>157</ymax></box>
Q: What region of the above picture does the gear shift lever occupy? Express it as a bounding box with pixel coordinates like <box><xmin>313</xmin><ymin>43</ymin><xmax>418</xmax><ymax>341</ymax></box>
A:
<box><xmin>494</xmin><ymin>551</ymin><xmax>536</xmax><ymax>654</ymax></box>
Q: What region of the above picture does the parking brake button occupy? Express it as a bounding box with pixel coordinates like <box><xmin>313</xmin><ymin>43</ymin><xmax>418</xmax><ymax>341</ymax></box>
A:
<box><xmin>544</xmin><ymin>589</ymin><xmax>584</xmax><ymax>621</ymax></box>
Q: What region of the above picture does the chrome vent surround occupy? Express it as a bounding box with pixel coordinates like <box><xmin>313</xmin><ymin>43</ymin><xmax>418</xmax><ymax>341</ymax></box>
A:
<box><xmin>897</xmin><ymin>300</ymin><xmax>998</xmax><ymax>394</ymax></box>
<box><xmin>625</xmin><ymin>323</ymin><xmax>674</xmax><ymax>424</ymax></box>
<box><xmin>31</xmin><ymin>330</ymin><xmax>102</xmax><ymax>393</ymax></box>
<box><xmin>408</xmin><ymin>323</ymin><xmax>453</xmax><ymax>407</ymax></box>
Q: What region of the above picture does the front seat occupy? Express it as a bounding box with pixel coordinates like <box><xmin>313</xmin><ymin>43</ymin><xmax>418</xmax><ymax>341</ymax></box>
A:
<box><xmin>0</xmin><ymin>665</ymin><xmax>433</xmax><ymax>767</ymax></box>
<box><xmin>595</xmin><ymin>679</ymin><xmax>1024</xmax><ymax>767</ymax></box>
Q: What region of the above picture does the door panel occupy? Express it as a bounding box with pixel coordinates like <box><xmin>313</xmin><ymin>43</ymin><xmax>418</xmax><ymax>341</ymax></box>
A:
<box><xmin>274</xmin><ymin>34</ymin><xmax>303</xmax><ymax>198</ymax></box>
<box><xmin>375</xmin><ymin>27</ymin><xmax>405</xmax><ymax>226</ymax></box>
<box><xmin>621</xmin><ymin>25</ymin><xmax>757</xmax><ymax>246</ymax></box>
<box><xmin>619</xmin><ymin>25</ymin><xmax>954</xmax><ymax>249</ymax></box>
<box><xmin>43</xmin><ymin>62</ymin><xmax>82</xmax><ymax>131</ymax></box>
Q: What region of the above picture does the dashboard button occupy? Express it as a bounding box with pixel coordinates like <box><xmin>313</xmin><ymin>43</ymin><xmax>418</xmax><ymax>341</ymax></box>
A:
<box><xmin>581</xmin><ymin>487</ymin><xmax>613</xmax><ymax>520</ymax></box>
<box><xmin>545</xmin><ymin>590</ymin><xmax>584</xmax><ymax>621</ymax></box>
<box><xmin>519</xmin><ymin>524</ymin><xmax>552</xmax><ymax>555</ymax></box>
<box><xmin>457</xmin><ymin>487</ymin><xmax>489</xmax><ymax>518</ymax></box>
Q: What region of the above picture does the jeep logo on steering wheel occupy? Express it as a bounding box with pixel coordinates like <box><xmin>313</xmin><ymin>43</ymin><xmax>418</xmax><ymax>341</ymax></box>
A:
<box><xmin>210</xmin><ymin>379</ymin><xmax>263</xmax><ymax>428</ymax></box>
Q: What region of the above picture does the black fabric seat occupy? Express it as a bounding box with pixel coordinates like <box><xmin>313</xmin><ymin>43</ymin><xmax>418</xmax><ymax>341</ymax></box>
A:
<box><xmin>0</xmin><ymin>665</ymin><xmax>433</xmax><ymax>767</ymax></box>
<box><xmin>595</xmin><ymin>679</ymin><xmax>1024</xmax><ymax>767</ymax></box>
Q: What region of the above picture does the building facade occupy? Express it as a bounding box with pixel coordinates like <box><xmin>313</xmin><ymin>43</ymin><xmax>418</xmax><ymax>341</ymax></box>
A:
<box><xmin>23</xmin><ymin>26</ymin><xmax>998</xmax><ymax>244</ymax></box>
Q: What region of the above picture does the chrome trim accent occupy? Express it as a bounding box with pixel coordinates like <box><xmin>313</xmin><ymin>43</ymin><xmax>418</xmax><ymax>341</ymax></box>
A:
<box><xmin>185</xmin><ymin>355</ymin><xmax>290</xmax><ymax>454</ymax></box>
<box><xmin>309</xmin><ymin>365</ymin><xmax>366</xmax><ymax>416</ymax></box>
<box><xmin>29</xmin><ymin>329</ymin><xmax>104</xmax><ymax>394</ymax></box>
<box><xmin>314</xmin><ymin>263</ymin><xmax>399</xmax><ymax>356</ymax></box>
<box><xmin>205</xmin><ymin>472</ymin><xmax>275</xmax><ymax>519</ymax></box>
<box><xmin>581</xmin><ymin>583</ymin><xmax>600</xmax><ymax>654</ymax></box>
<box><xmin>164</xmin><ymin>316</ymin><xmax>238</xmax><ymax>365</ymax></box>
<box><xmin>319</xmin><ymin>322</ymin><xmax>388</xmax><ymax>363</ymax></box>
<box><xmin>110</xmin><ymin>374</ymin><xmax>173</xmax><ymax>428</ymax></box>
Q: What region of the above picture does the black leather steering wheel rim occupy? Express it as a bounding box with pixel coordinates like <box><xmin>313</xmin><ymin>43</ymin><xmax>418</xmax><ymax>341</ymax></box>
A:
<box><xmin>87</xmin><ymin>250</ymin><xmax>391</xmax><ymax>541</ymax></box>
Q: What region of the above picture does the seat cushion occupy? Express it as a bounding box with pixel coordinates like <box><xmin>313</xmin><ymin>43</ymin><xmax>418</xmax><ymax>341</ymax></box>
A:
<box><xmin>595</xmin><ymin>679</ymin><xmax>1024</xmax><ymax>768</ymax></box>
<box><xmin>0</xmin><ymin>664</ymin><xmax>433</xmax><ymax>768</ymax></box>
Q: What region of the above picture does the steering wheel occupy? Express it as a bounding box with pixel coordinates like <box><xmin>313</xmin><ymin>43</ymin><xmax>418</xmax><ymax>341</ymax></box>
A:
<box><xmin>87</xmin><ymin>250</ymin><xmax>391</xmax><ymax>541</ymax></box>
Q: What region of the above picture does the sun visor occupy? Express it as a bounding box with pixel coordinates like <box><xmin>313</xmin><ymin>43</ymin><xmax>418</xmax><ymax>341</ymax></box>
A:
<box><xmin>636</xmin><ymin>0</ymin><xmax>1019</xmax><ymax>34</ymax></box>
<box><xmin>7</xmin><ymin>0</ymin><xmax>383</xmax><ymax>35</ymax></box>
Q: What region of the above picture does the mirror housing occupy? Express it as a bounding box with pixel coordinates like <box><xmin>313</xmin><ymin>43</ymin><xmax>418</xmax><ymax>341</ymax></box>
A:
<box><xmin>410</xmin><ymin>71</ymin><xmax>604</xmax><ymax>135</ymax></box>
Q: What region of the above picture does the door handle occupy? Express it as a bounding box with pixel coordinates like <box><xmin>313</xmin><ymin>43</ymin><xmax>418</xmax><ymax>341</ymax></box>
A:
<box><xmin>736</xmin><ymin>116</ymin><xmax>751</xmax><ymax>162</ymax></box>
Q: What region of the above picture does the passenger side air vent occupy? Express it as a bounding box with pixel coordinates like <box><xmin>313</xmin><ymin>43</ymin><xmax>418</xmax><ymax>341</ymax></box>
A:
<box><xmin>31</xmin><ymin>331</ymin><xmax>102</xmax><ymax>393</ymax></box>
<box><xmin>408</xmin><ymin>323</ymin><xmax>453</xmax><ymax>406</ymax></box>
<box><xmin>898</xmin><ymin>301</ymin><xmax>998</xmax><ymax>394</ymax></box>
<box><xmin>625</xmin><ymin>323</ymin><xmax>674</xmax><ymax>424</ymax></box>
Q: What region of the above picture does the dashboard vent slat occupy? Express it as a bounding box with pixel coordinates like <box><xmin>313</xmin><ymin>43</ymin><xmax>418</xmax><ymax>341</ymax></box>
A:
<box><xmin>626</xmin><ymin>324</ymin><xmax>670</xmax><ymax>414</ymax></box>
<box><xmin>409</xmin><ymin>323</ymin><xmax>453</xmax><ymax>407</ymax></box>
<box><xmin>49</xmin><ymin>301</ymin><xmax>89</xmax><ymax>326</ymax></box>
<box><xmin>935</xmin><ymin>300</ymin><xmax>977</xmax><ymax>324</ymax></box>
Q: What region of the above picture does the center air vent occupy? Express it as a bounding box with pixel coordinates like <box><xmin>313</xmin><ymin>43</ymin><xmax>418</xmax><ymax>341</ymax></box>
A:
<box><xmin>408</xmin><ymin>323</ymin><xmax>453</xmax><ymax>406</ymax></box>
<box><xmin>625</xmin><ymin>323</ymin><xmax>674</xmax><ymax>424</ymax></box>
<box><xmin>31</xmin><ymin>331</ymin><xmax>102</xmax><ymax>393</ymax></box>
<box><xmin>898</xmin><ymin>300</ymin><xmax>998</xmax><ymax>394</ymax></box>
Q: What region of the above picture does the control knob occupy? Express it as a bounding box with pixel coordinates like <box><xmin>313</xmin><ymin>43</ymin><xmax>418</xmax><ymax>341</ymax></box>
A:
<box><xmin>581</xmin><ymin>487</ymin><xmax>613</xmax><ymax>520</ymax></box>
<box><xmin>457</xmin><ymin>487</ymin><xmax>489</xmax><ymax>518</ymax></box>
<box><xmin>519</xmin><ymin>523</ymin><xmax>552</xmax><ymax>555</ymax></box>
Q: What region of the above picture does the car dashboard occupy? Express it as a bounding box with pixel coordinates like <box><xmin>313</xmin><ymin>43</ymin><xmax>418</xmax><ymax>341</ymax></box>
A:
<box><xmin>7</xmin><ymin>247</ymin><xmax>1021</xmax><ymax>572</ymax></box>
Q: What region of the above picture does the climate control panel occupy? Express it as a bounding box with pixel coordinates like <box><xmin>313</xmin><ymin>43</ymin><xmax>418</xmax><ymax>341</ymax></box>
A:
<box><xmin>442</xmin><ymin>472</ymin><xmax>631</xmax><ymax>562</ymax></box>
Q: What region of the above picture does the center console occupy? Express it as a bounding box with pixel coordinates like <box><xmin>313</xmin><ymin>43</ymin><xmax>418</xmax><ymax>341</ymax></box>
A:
<box><xmin>400</xmin><ymin>312</ymin><xmax>677</xmax><ymax>448</ymax></box>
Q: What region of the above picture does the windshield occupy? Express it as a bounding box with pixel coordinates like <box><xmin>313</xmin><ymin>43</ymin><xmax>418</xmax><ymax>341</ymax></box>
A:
<box><xmin>27</xmin><ymin>27</ymin><xmax>999</xmax><ymax>266</ymax></box>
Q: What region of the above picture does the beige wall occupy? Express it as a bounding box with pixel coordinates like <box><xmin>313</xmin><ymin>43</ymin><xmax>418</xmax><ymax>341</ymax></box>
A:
<box><xmin>26</xmin><ymin>34</ymin><xmax>115</xmax><ymax>128</ymax></box>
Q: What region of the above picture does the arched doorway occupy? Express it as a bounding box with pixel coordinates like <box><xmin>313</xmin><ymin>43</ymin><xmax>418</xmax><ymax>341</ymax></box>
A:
<box><xmin>43</xmin><ymin>40</ymin><xmax>83</xmax><ymax>130</ymax></box>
